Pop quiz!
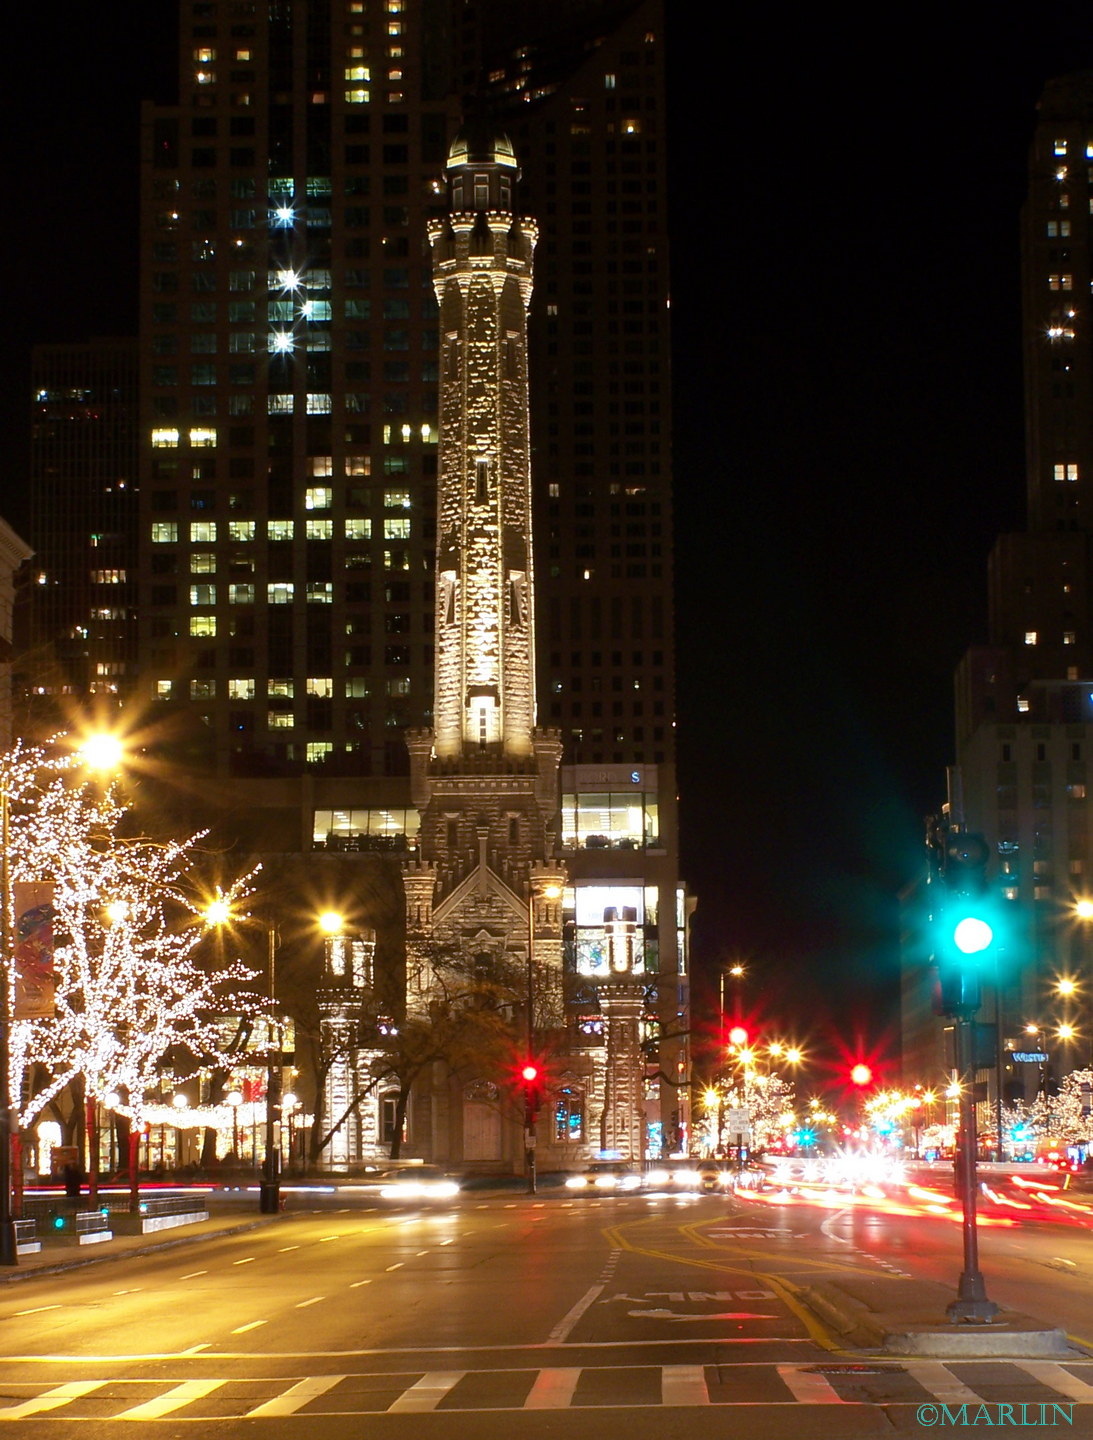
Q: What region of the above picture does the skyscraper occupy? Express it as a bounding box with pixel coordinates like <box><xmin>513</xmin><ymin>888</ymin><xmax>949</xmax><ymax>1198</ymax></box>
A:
<box><xmin>905</xmin><ymin>74</ymin><xmax>1093</xmax><ymax>1109</ymax></box>
<box><xmin>134</xmin><ymin>0</ymin><xmax>687</xmax><ymax>1162</ymax></box>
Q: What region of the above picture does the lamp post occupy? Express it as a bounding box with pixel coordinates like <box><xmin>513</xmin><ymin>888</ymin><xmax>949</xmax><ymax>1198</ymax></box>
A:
<box><xmin>259</xmin><ymin>924</ymin><xmax>281</xmax><ymax>1214</ymax></box>
<box><xmin>0</xmin><ymin>784</ymin><xmax>16</xmax><ymax>1265</ymax></box>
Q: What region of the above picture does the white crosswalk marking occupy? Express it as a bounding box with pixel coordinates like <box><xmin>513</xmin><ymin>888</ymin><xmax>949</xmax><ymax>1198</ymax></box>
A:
<box><xmin>0</xmin><ymin>1381</ymin><xmax>106</xmax><ymax>1419</ymax></box>
<box><xmin>661</xmin><ymin>1364</ymin><xmax>710</xmax><ymax>1406</ymax></box>
<box><xmin>113</xmin><ymin>1379</ymin><xmax>226</xmax><ymax>1420</ymax></box>
<box><xmin>776</xmin><ymin>1365</ymin><xmax>846</xmax><ymax>1403</ymax></box>
<box><xmin>246</xmin><ymin>1374</ymin><xmax>347</xmax><ymax>1417</ymax></box>
<box><xmin>386</xmin><ymin>1370</ymin><xmax>465</xmax><ymax>1412</ymax></box>
<box><xmin>524</xmin><ymin>1368</ymin><xmax>581</xmax><ymax>1408</ymax></box>
<box><xmin>904</xmin><ymin>1362</ymin><xmax>985</xmax><ymax>1406</ymax></box>
<box><xmin>1016</xmin><ymin>1362</ymin><xmax>1093</xmax><ymax>1402</ymax></box>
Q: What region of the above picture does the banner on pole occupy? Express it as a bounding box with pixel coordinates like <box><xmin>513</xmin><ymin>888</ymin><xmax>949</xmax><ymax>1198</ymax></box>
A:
<box><xmin>13</xmin><ymin>882</ymin><xmax>56</xmax><ymax>1020</ymax></box>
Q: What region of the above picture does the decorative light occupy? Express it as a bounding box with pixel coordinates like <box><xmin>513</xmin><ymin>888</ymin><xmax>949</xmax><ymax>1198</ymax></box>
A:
<box><xmin>270</xmin><ymin>331</ymin><xmax>294</xmax><ymax>354</ymax></box>
<box><xmin>79</xmin><ymin>732</ymin><xmax>124</xmax><ymax>773</ymax></box>
<box><xmin>318</xmin><ymin>911</ymin><xmax>344</xmax><ymax>935</ymax></box>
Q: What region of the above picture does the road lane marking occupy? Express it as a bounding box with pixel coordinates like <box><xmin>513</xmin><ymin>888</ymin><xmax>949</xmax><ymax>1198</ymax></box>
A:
<box><xmin>1017</xmin><ymin>1362</ymin><xmax>1093</xmax><ymax>1400</ymax></box>
<box><xmin>114</xmin><ymin>1379</ymin><xmax>225</xmax><ymax>1420</ymax></box>
<box><xmin>179</xmin><ymin>1271</ymin><xmax>207</xmax><ymax>1280</ymax></box>
<box><xmin>776</xmin><ymin>1365</ymin><xmax>845</xmax><ymax>1403</ymax></box>
<box><xmin>0</xmin><ymin>1381</ymin><xmax>105</xmax><ymax>1419</ymax></box>
<box><xmin>524</xmin><ymin>1368</ymin><xmax>581</xmax><ymax>1408</ymax></box>
<box><xmin>279</xmin><ymin>1246</ymin><xmax>299</xmax><ymax>1253</ymax></box>
<box><xmin>180</xmin><ymin>1344</ymin><xmax>210</xmax><ymax>1354</ymax></box>
<box><xmin>232</xmin><ymin>1256</ymin><xmax>255</xmax><ymax>1266</ymax></box>
<box><xmin>320</xmin><ymin>1235</ymin><xmax>342</xmax><ymax>1242</ymax></box>
<box><xmin>349</xmin><ymin>1280</ymin><xmax>372</xmax><ymax>1288</ymax></box>
<box><xmin>231</xmin><ymin>1320</ymin><xmax>268</xmax><ymax>1334</ymax></box>
<box><xmin>416</xmin><ymin>1250</ymin><xmax>430</xmax><ymax>1255</ymax></box>
<box><xmin>386</xmin><ymin>1262</ymin><xmax>404</xmax><ymax>1271</ymax></box>
<box><xmin>112</xmin><ymin>1289</ymin><xmax>143</xmax><ymax>1296</ymax></box>
<box><xmin>296</xmin><ymin>1297</ymin><xmax>324</xmax><ymax>1308</ymax></box>
<box><xmin>662</xmin><ymin>1365</ymin><xmax>710</xmax><ymax>1406</ymax></box>
<box><xmin>904</xmin><ymin>1362</ymin><xmax>984</xmax><ymax>1405</ymax></box>
<box><xmin>548</xmin><ymin>1284</ymin><xmax>605</xmax><ymax>1343</ymax></box>
<box><xmin>439</xmin><ymin>1239</ymin><xmax>454</xmax><ymax>1245</ymax></box>
<box><xmin>246</xmin><ymin>1375</ymin><xmax>346</xmax><ymax>1417</ymax></box>
<box><xmin>387</xmin><ymin>1371</ymin><xmax>465</xmax><ymax>1413</ymax></box>
<box><xmin>12</xmin><ymin>1305</ymin><xmax>61</xmax><ymax>1317</ymax></box>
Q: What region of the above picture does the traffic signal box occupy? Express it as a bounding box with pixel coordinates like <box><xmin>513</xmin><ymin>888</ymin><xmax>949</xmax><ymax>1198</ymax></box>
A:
<box><xmin>931</xmin><ymin>830</ymin><xmax>996</xmax><ymax>1019</ymax></box>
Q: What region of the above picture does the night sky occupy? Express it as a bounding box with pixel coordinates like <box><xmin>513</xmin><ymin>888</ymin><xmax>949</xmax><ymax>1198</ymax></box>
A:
<box><xmin>5</xmin><ymin>4</ymin><xmax>1093</xmax><ymax>1083</ymax></box>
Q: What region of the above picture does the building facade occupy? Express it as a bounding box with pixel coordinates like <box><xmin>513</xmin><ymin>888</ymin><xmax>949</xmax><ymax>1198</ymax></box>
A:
<box><xmin>128</xmin><ymin>0</ymin><xmax>687</xmax><ymax>1166</ymax></box>
<box><xmin>904</xmin><ymin>75</ymin><xmax>1093</xmax><ymax>1118</ymax></box>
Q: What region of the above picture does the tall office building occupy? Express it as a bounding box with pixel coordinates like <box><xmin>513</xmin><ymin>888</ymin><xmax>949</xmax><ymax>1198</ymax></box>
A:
<box><xmin>22</xmin><ymin>340</ymin><xmax>139</xmax><ymax>733</ymax></box>
<box><xmin>136</xmin><ymin>0</ymin><xmax>687</xmax><ymax>1161</ymax></box>
<box><xmin>904</xmin><ymin>75</ymin><xmax>1093</xmax><ymax>1109</ymax></box>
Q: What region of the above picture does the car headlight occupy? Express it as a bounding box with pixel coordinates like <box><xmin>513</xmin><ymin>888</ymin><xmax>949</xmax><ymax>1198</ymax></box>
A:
<box><xmin>594</xmin><ymin>1175</ymin><xmax>617</xmax><ymax>1188</ymax></box>
<box><xmin>646</xmin><ymin>1169</ymin><xmax>670</xmax><ymax>1186</ymax></box>
<box><xmin>619</xmin><ymin>1175</ymin><xmax>641</xmax><ymax>1190</ymax></box>
<box><xmin>565</xmin><ymin>1176</ymin><xmax>588</xmax><ymax>1189</ymax></box>
<box><xmin>430</xmin><ymin>1181</ymin><xmax>460</xmax><ymax>1198</ymax></box>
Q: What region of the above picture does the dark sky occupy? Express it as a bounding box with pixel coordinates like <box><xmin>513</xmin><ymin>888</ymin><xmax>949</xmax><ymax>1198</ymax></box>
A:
<box><xmin>5</xmin><ymin>4</ymin><xmax>1093</xmax><ymax>1079</ymax></box>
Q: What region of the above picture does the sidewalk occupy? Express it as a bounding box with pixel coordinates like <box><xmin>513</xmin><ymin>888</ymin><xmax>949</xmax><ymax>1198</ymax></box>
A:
<box><xmin>793</xmin><ymin>1272</ymin><xmax>1086</xmax><ymax>1359</ymax></box>
<box><xmin>2</xmin><ymin>1202</ymin><xmax>280</xmax><ymax>1284</ymax></box>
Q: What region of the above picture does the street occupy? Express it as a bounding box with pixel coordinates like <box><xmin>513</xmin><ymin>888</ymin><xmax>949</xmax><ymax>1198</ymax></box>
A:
<box><xmin>1</xmin><ymin>1185</ymin><xmax>1091</xmax><ymax>1437</ymax></box>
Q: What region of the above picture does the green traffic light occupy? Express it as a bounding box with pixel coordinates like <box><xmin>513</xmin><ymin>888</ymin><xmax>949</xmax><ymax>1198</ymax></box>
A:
<box><xmin>953</xmin><ymin>916</ymin><xmax>993</xmax><ymax>955</ymax></box>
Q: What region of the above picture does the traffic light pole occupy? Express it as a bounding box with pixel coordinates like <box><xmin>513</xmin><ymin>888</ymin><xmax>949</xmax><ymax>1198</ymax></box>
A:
<box><xmin>946</xmin><ymin>1015</ymin><xmax>999</xmax><ymax>1323</ymax></box>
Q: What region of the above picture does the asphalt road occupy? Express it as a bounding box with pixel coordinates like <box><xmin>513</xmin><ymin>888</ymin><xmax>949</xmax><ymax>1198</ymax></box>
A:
<box><xmin>2</xmin><ymin>1187</ymin><xmax>1092</xmax><ymax>1438</ymax></box>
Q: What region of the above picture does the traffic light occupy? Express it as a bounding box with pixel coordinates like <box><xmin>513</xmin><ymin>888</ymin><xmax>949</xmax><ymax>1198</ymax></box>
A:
<box><xmin>519</xmin><ymin>1061</ymin><xmax>543</xmax><ymax>1121</ymax></box>
<box><xmin>850</xmin><ymin>1063</ymin><xmax>873</xmax><ymax>1087</ymax></box>
<box><xmin>931</xmin><ymin>830</ymin><xmax>997</xmax><ymax>1018</ymax></box>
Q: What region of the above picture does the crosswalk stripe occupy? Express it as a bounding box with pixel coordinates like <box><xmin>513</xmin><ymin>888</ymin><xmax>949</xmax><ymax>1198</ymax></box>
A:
<box><xmin>245</xmin><ymin>1375</ymin><xmax>346</xmax><ymax>1417</ymax></box>
<box><xmin>1016</xmin><ymin>1362</ymin><xmax>1093</xmax><ymax>1402</ymax></box>
<box><xmin>114</xmin><ymin>1379</ymin><xmax>226</xmax><ymax>1420</ymax></box>
<box><xmin>386</xmin><ymin>1370</ymin><xmax>465</xmax><ymax>1413</ymax></box>
<box><xmin>0</xmin><ymin>1381</ymin><xmax>106</xmax><ymax>1420</ymax></box>
<box><xmin>661</xmin><ymin>1364</ymin><xmax>710</xmax><ymax>1406</ymax></box>
<box><xmin>904</xmin><ymin>1362</ymin><xmax>984</xmax><ymax>1405</ymax></box>
<box><xmin>776</xmin><ymin>1365</ymin><xmax>845</xmax><ymax>1404</ymax></box>
<box><xmin>524</xmin><ymin>1368</ymin><xmax>581</xmax><ymax>1408</ymax></box>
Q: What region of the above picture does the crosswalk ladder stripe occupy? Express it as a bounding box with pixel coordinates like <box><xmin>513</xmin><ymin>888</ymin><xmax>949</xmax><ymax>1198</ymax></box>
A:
<box><xmin>661</xmin><ymin>1364</ymin><xmax>710</xmax><ymax>1406</ymax></box>
<box><xmin>776</xmin><ymin>1365</ymin><xmax>846</xmax><ymax>1404</ymax></box>
<box><xmin>245</xmin><ymin>1374</ymin><xmax>347</xmax><ymax>1417</ymax></box>
<box><xmin>0</xmin><ymin>1381</ymin><xmax>106</xmax><ymax>1420</ymax></box>
<box><xmin>904</xmin><ymin>1362</ymin><xmax>985</xmax><ymax>1406</ymax></box>
<box><xmin>524</xmin><ymin>1368</ymin><xmax>582</xmax><ymax>1409</ymax></box>
<box><xmin>113</xmin><ymin>1379</ymin><xmax>226</xmax><ymax>1420</ymax></box>
<box><xmin>1016</xmin><ymin>1363</ymin><xmax>1093</xmax><ymax>1402</ymax></box>
<box><xmin>386</xmin><ymin>1370</ymin><xmax>465</xmax><ymax>1413</ymax></box>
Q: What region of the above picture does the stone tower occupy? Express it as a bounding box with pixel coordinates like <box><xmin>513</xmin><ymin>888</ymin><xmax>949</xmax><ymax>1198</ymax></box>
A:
<box><xmin>404</xmin><ymin>121</ymin><xmax>566</xmax><ymax>1168</ymax></box>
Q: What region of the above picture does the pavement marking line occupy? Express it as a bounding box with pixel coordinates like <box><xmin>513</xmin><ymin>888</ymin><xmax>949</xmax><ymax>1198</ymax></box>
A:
<box><xmin>523</xmin><ymin>1368</ymin><xmax>581</xmax><ymax>1408</ymax></box>
<box><xmin>296</xmin><ymin>1297</ymin><xmax>325</xmax><ymax>1308</ymax></box>
<box><xmin>661</xmin><ymin>1364</ymin><xmax>710</xmax><ymax>1406</ymax></box>
<box><xmin>776</xmin><ymin>1365</ymin><xmax>846</xmax><ymax>1404</ymax></box>
<box><xmin>179</xmin><ymin>1271</ymin><xmax>207</xmax><ymax>1280</ymax></box>
<box><xmin>180</xmin><ymin>1344</ymin><xmax>211</xmax><ymax>1354</ymax></box>
<box><xmin>0</xmin><ymin>1381</ymin><xmax>106</xmax><ymax>1420</ymax></box>
<box><xmin>232</xmin><ymin>1256</ymin><xmax>255</xmax><ymax>1266</ymax></box>
<box><xmin>1016</xmin><ymin>1361</ymin><xmax>1093</xmax><ymax>1401</ymax></box>
<box><xmin>114</xmin><ymin>1379</ymin><xmax>226</xmax><ymax>1421</ymax></box>
<box><xmin>279</xmin><ymin>1246</ymin><xmax>300</xmax><ymax>1253</ymax></box>
<box><xmin>386</xmin><ymin>1370</ymin><xmax>466</xmax><ymax>1413</ymax></box>
<box><xmin>320</xmin><ymin>1235</ymin><xmax>342</xmax><ymax>1242</ymax></box>
<box><xmin>547</xmin><ymin>1283</ymin><xmax>605</xmax><ymax>1344</ymax></box>
<box><xmin>904</xmin><ymin>1361</ymin><xmax>985</xmax><ymax>1405</ymax></box>
<box><xmin>231</xmin><ymin>1320</ymin><xmax>268</xmax><ymax>1334</ymax></box>
<box><xmin>349</xmin><ymin>1280</ymin><xmax>372</xmax><ymax>1288</ymax></box>
<box><xmin>386</xmin><ymin>1262</ymin><xmax>404</xmax><ymax>1271</ymax></box>
<box><xmin>246</xmin><ymin>1375</ymin><xmax>347</xmax><ymax>1418</ymax></box>
<box><xmin>12</xmin><ymin>1305</ymin><xmax>61</xmax><ymax>1317</ymax></box>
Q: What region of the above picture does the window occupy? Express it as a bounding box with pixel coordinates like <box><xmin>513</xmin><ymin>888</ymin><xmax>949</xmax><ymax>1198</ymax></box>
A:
<box><xmin>1054</xmin><ymin>462</ymin><xmax>1079</xmax><ymax>482</ymax></box>
<box><xmin>306</xmin><ymin>519</ymin><xmax>333</xmax><ymax>539</ymax></box>
<box><xmin>268</xmin><ymin>520</ymin><xmax>294</xmax><ymax>540</ymax></box>
<box><xmin>190</xmin><ymin>679</ymin><xmax>215</xmax><ymax>698</ymax></box>
<box><xmin>229</xmin><ymin>583</ymin><xmax>255</xmax><ymax>603</ymax></box>
<box><xmin>307</xmin><ymin>582</ymin><xmax>333</xmax><ymax>603</ymax></box>
<box><xmin>268</xmin><ymin>583</ymin><xmax>294</xmax><ymax>603</ymax></box>
<box><xmin>189</xmin><ymin>616</ymin><xmax>217</xmax><ymax>636</ymax></box>
<box><xmin>151</xmin><ymin>428</ymin><xmax>180</xmax><ymax>448</ymax></box>
<box><xmin>151</xmin><ymin>522</ymin><xmax>178</xmax><ymax>543</ymax></box>
<box><xmin>307</xmin><ymin>743</ymin><xmax>334</xmax><ymax>763</ymax></box>
<box><xmin>383</xmin><ymin>517</ymin><xmax>410</xmax><ymax>539</ymax></box>
<box><xmin>190</xmin><ymin>552</ymin><xmax>216</xmax><ymax>573</ymax></box>
<box><xmin>1025</xmin><ymin>631</ymin><xmax>1038</xmax><ymax>645</ymax></box>
<box><xmin>190</xmin><ymin>584</ymin><xmax>216</xmax><ymax>605</ymax></box>
<box><xmin>190</xmin><ymin>522</ymin><xmax>217</xmax><ymax>542</ymax></box>
<box><xmin>384</xmin><ymin>488</ymin><xmax>411</xmax><ymax>508</ymax></box>
<box><xmin>229</xmin><ymin>520</ymin><xmax>255</xmax><ymax>541</ymax></box>
<box><xmin>1049</xmin><ymin>274</ymin><xmax>1074</xmax><ymax>291</ymax></box>
<box><xmin>345</xmin><ymin>518</ymin><xmax>371</xmax><ymax>539</ymax></box>
<box><xmin>1064</xmin><ymin>631</ymin><xmax>1077</xmax><ymax>645</ymax></box>
<box><xmin>305</xmin><ymin>487</ymin><xmax>333</xmax><ymax>510</ymax></box>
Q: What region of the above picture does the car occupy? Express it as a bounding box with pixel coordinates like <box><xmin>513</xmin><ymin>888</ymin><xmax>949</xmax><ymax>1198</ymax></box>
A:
<box><xmin>564</xmin><ymin>1161</ymin><xmax>642</xmax><ymax>1193</ymax></box>
<box><xmin>378</xmin><ymin>1165</ymin><xmax>461</xmax><ymax>1200</ymax></box>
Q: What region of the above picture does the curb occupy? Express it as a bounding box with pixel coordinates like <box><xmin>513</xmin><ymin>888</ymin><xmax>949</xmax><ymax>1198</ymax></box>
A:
<box><xmin>0</xmin><ymin>1215</ymin><xmax>281</xmax><ymax>1285</ymax></box>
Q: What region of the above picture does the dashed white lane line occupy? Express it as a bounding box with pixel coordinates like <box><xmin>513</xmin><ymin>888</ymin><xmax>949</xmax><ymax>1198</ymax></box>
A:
<box><xmin>349</xmin><ymin>1279</ymin><xmax>372</xmax><ymax>1288</ymax></box>
<box><xmin>416</xmin><ymin>1249</ymin><xmax>430</xmax><ymax>1256</ymax></box>
<box><xmin>279</xmin><ymin>1245</ymin><xmax>299</xmax><ymax>1253</ymax></box>
<box><xmin>230</xmin><ymin>1320</ymin><xmax>267</xmax><ymax>1334</ymax></box>
<box><xmin>295</xmin><ymin>1296</ymin><xmax>325</xmax><ymax>1309</ymax></box>
<box><xmin>113</xmin><ymin>1288</ymin><xmax>143</xmax><ymax>1296</ymax></box>
<box><xmin>232</xmin><ymin>1256</ymin><xmax>255</xmax><ymax>1266</ymax></box>
<box><xmin>179</xmin><ymin>1271</ymin><xmax>207</xmax><ymax>1280</ymax></box>
<box><xmin>13</xmin><ymin>1305</ymin><xmax>61</xmax><ymax>1317</ymax></box>
<box><xmin>386</xmin><ymin>1262</ymin><xmax>404</xmax><ymax>1271</ymax></box>
<box><xmin>320</xmin><ymin>1234</ymin><xmax>342</xmax><ymax>1242</ymax></box>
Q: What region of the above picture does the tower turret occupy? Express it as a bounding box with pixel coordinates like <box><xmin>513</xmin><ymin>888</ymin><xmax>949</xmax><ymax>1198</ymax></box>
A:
<box><xmin>428</xmin><ymin>122</ymin><xmax>539</xmax><ymax>759</ymax></box>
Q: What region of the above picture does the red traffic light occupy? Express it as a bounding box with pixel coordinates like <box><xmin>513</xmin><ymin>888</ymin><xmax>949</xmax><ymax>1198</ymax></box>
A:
<box><xmin>850</xmin><ymin>1063</ymin><xmax>873</xmax><ymax>1087</ymax></box>
<box><xmin>520</xmin><ymin>1063</ymin><xmax>540</xmax><ymax>1084</ymax></box>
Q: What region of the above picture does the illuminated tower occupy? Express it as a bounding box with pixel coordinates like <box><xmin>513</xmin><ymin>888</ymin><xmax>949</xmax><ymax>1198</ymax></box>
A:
<box><xmin>405</xmin><ymin>122</ymin><xmax>566</xmax><ymax>1168</ymax></box>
